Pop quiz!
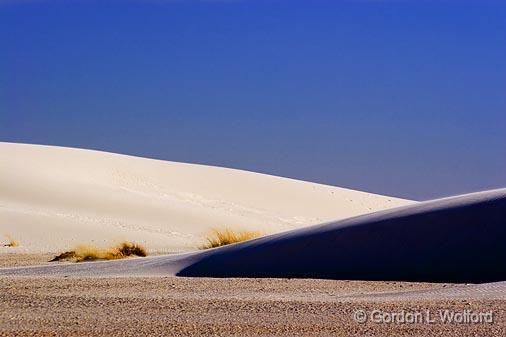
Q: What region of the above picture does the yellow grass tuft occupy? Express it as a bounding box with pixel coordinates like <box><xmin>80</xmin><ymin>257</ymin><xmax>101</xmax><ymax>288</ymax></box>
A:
<box><xmin>50</xmin><ymin>241</ymin><xmax>147</xmax><ymax>262</ymax></box>
<box><xmin>3</xmin><ymin>234</ymin><xmax>18</xmax><ymax>247</ymax></box>
<box><xmin>201</xmin><ymin>228</ymin><xmax>263</xmax><ymax>249</ymax></box>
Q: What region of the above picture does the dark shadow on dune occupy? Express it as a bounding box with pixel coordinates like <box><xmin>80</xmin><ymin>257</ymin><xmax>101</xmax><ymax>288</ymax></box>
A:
<box><xmin>177</xmin><ymin>189</ymin><xmax>506</xmax><ymax>283</ymax></box>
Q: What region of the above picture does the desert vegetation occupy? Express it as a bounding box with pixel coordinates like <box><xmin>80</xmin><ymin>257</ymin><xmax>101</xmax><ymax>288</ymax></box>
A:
<box><xmin>50</xmin><ymin>241</ymin><xmax>147</xmax><ymax>262</ymax></box>
<box><xmin>2</xmin><ymin>234</ymin><xmax>18</xmax><ymax>247</ymax></box>
<box><xmin>201</xmin><ymin>228</ymin><xmax>263</xmax><ymax>249</ymax></box>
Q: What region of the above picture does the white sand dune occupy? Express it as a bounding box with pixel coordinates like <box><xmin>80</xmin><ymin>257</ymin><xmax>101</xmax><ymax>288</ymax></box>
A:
<box><xmin>0</xmin><ymin>142</ymin><xmax>412</xmax><ymax>254</ymax></box>
<box><xmin>2</xmin><ymin>189</ymin><xmax>505</xmax><ymax>284</ymax></box>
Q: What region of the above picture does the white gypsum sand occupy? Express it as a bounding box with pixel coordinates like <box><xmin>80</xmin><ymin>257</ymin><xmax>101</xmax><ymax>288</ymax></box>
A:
<box><xmin>2</xmin><ymin>189</ymin><xmax>504</xmax><ymax>284</ymax></box>
<box><xmin>0</xmin><ymin>142</ymin><xmax>412</xmax><ymax>254</ymax></box>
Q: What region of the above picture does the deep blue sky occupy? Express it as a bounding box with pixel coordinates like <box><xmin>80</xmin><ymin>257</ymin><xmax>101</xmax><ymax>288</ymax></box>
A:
<box><xmin>1</xmin><ymin>0</ymin><xmax>505</xmax><ymax>200</ymax></box>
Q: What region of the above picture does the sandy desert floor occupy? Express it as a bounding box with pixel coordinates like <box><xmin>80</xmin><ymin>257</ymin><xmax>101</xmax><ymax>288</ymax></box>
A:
<box><xmin>2</xmin><ymin>144</ymin><xmax>504</xmax><ymax>336</ymax></box>
<box><xmin>1</xmin><ymin>255</ymin><xmax>505</xmax><ymax>337</ymax></box>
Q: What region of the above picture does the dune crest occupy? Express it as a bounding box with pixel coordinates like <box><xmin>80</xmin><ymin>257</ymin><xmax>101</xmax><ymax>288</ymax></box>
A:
<box><xmin>0</xmin><ymin>142</ymin><xmax>412</xmax><ymax>254</ymax></box>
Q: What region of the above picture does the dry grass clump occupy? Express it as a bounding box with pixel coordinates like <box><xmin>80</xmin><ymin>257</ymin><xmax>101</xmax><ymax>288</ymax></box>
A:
<box><xmin>2</xmin><ymin>234</ymin><xmax>18</xmax><ymax>247</ymax></box>
<box><xmin>201</xmin><ymin>228</ymin><xmax>263</xmax><ymax>249</ymax></box>
<box><xmin>50</xmin><ymin>241</ymin><xmax>147</xmax><ymax>262</ymax></box>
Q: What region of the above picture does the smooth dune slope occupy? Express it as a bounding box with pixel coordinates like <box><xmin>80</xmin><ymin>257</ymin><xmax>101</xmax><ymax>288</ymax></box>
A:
<box><xmin>176</xmin><ymin>189</ymin><xmax>506</xmax><ymax>283</ymax></box>
<box><xmin>0</xmin><ymin>142</ymin><xmax>411</xmax><ymax>253</ymax></box>
<box><xmin>2</xmin><ymin>189</ymin><xmax>504</xmax><ymax>283</ymax></box>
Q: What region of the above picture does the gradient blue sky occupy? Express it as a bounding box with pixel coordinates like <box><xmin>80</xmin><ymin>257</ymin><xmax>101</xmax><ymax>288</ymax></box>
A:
<box><xmin>1</xmin><ymin>0</ymin><xmax>505</xmax><ymax>200</ymax></box>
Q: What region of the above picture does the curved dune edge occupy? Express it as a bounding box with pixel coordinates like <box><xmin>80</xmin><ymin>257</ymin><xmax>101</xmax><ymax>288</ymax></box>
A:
<box><xmin>1</xmin><ymin>188</ymin><xmax>505</xmax><ymax>284</ymax></box>
<box><xmin>0</xmin><ymin>142</ymin><xmax>412</xmax><ymax>254</ymax></box>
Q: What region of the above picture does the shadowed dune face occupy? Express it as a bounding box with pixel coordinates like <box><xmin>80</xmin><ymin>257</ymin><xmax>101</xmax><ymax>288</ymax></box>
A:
<box><xmin>1</xmin><ymin>190</ymin><xmax>505</xmax><ymax>284</ymax></box>
<box><xmin>177</xmin><ymin>189</ymin><xmax>506</xmax><ymax>283</ymax></box>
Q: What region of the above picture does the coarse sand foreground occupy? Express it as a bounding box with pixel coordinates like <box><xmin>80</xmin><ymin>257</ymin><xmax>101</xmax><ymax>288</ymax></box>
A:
<box><xmin>0</xmin><ymin>276</ymin><xmax>504</xmax><ymax>337</ymax></box>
